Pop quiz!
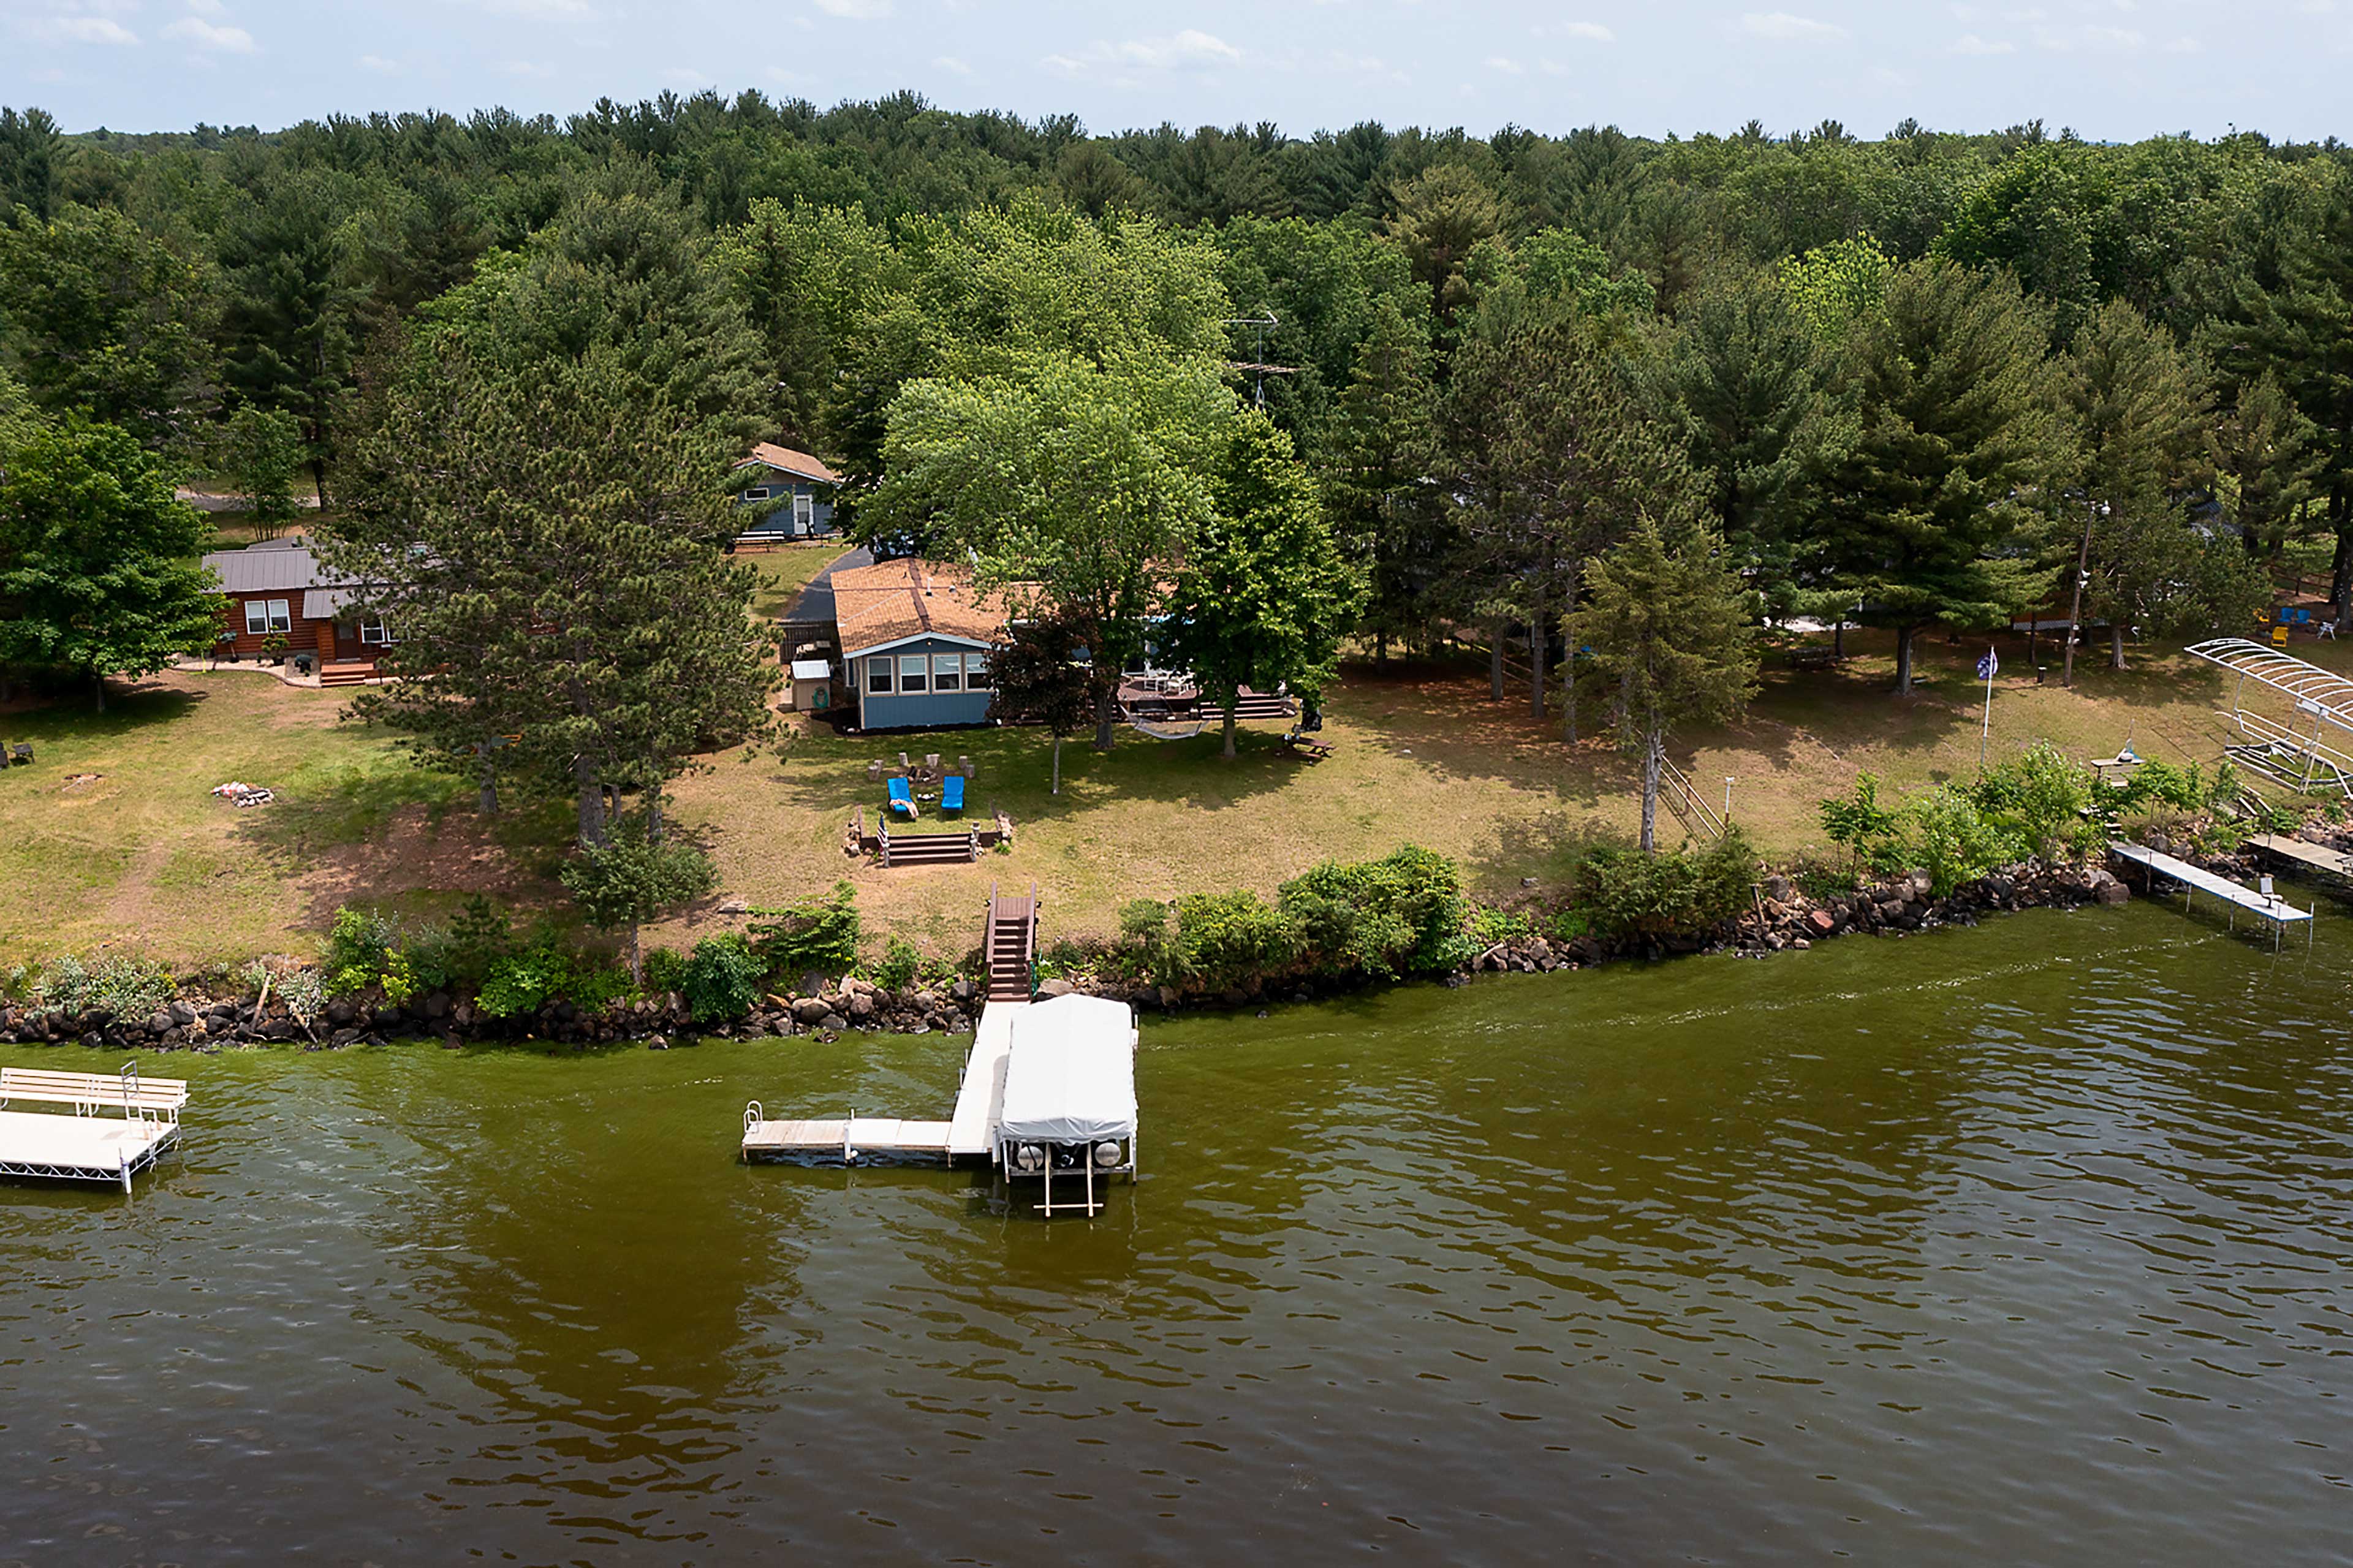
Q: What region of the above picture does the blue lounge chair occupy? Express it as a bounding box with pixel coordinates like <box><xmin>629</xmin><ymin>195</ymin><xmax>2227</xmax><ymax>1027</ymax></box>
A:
<box><xmin>941</xmin><ymin>774</ymin><xmax>966</xmax><ymax>814</ymax></box>
<box><xmin>887</xmin><ymin>776</ymin><xmax>918</xmax><ymax>819</ymax></box>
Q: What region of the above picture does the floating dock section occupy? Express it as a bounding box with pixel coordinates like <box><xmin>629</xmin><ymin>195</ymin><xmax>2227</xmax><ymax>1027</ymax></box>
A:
<box><xmin>2246</xmin><ymin>833</ymin><xmax>2353</xmax><ymax>888</ymax></box>
<box><xmin>2107</xmin><ymin>839</ymin><xmax>2314</xmax><ymax>947</ymax></box>
<box><xmin>0</xmin><ymin>1063</ymin><xmax>187</xmax><ymax>1193</ymax></box>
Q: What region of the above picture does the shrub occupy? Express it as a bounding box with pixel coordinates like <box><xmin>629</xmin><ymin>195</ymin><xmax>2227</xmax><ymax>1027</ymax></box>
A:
<box><xmin>642</xmin><ymin>947</ymin><xmax>688</xmax><ymax>993</ymax></box>
<box><xmin>748</xmin><ymin>881</ymin><xmax>862</xmax><ymax>979</ymax></box>
<box><xmin>476</xmin><ymin>941</ymin><xmax>576</xmax><ymax>1019</ymax></box>
<box><xmin>681</xmin><ymin>933</ymin><xmax>765</xmax><ymax>1020</ymax></box>
<box><xmin>30</xmin><ymin>953</ymin><xmax>178</xmax><ymax>1020</ymax></box>
<box><xmin>1278</xmin><ymin>844</ymin><xmax>1472</xmax><ymax>977</ymax></box>
<box><xmin>1171</xmin><ymin>890</ymin><xmax>1297</xmax><ymax>993</ymax></box>
<box><xmin>1968</xmin><ymin>741</ymin><xmax>2100</xmax><ymax>861</ymax></box>
<box><xmin>870</xmin><ymin>934</ymin><xmax>922</xmax><ymax>993</ymax></box>
<box><xmin>322</xmin><ymin>906</ymin><xmax>415</xmax><ymax>1003</ymax></box>
<box><xmin>1901</xmin><ymin>785</ymin><xmax>2020</xmax><ymax>895</ymax></box>
<box><xmin>1116</xmin><ymin>899</ymin><xmax>1176</xmax><ymax>984</ymax></box>
<box><xmin>1468</xmin><ymin>906</ymin><xmax>1534</xmax><ymax>947</ymax></box>
<box><xmin>1574</xmin><ymin>829</ymin><xmax>1756</xmax><ymax>943</ymax></box>
<box><xmin>1819</xmin><ymin>773</ymin><xmax>1900</xmax><ymax>871</ymax></box>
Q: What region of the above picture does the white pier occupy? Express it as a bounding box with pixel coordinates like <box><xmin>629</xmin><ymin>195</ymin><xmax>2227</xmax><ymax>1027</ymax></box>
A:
<box><xmin>0</xmin><ymin>1063</ymin><xmax>188</xmax><ymax>1193</ymax></box>
<box><xmin>2109</xmin><ymin>839</ymin><xmax>2314</xmax><ymax>947</ymax></box>
<box><xmin>741</xmin><ymin>994</ymin><xmax>1140</xmax><ymax>1216</ymax></box>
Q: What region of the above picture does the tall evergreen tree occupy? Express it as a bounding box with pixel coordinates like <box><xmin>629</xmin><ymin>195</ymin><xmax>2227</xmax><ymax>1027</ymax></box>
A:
<box><xmin>217</xmin><ymin>175</ymin><xmax>360</xmax><ymax>504</ymax></box>
<box><xmin>1811</xmin><ymin>260</ymin><xmax>2066</xmax><ymax>692</ymax></box>
<box><xmin>1327</xmin><ymin>292</ymin><xmax>1443</xmax><ymax>664</ymax></box>
<box><xmin>1571</xmin><ymin>518</ymin><xmax>1759</xmax><ymax>852</ymax></box>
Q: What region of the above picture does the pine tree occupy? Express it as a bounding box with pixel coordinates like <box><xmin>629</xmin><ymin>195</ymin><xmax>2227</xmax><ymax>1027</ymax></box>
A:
<box><xmin>1325</xmin><ymin>292</ymin><xmax>1442</xmax><ymax>664</ymax></box>
<box><xmin>1571</xmin><ymin>518</ymin><xmax>1759</xmax><ymax>852</ymax></box>
<box><xmin>1445</xmin><ymin>310</ymin><xmax>1708</xmax><ymax>727</ymax></box>
<box><xmin>2209</xmin><ymin>368</ymin><xmax>2322</xmax><ymax>559</ymax></box>
<box><xmin>1811</xmin><ymin>260</ymin><xmax>2066</xmax><ymax>693</ymax></box>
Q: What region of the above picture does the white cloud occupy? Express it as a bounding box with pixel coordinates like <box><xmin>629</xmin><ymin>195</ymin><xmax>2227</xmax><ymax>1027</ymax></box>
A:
<box><xmin>661</xmin><ymin>66</ymin><xmax>710</xmax><ymax>85</ymax></box>
<box><xmin>1740</xmin><ymin>11</ymin><xmax>1848</xmax><ymax>40</ymax></box>
<box><xmin>164</xmin><ymin>16</ymin><xmax>257</xmax><ymax>51</ymax></box>
<box><xmin>1950</xmin><ymin>31</ymin><xmax>2017</xmax><ymax>53</ymax></box>
<box><xmin>2162</xmin><ymin>34</ymin><xmax>2202</xmax><ymax>52</ymax></box>
<box><xmin>358</xmin><ymin>52</ymin><xmax>401</xmax><ymax>74</ymax></box>
<box><xmin>479</xmin><ymin>0</ymin><xmax>594</xmax><ymax>17</ymax></box>
<box><xmin>1484</xmin><ymin>55</ymin><xmax>1525</xmax><ymax>74</ymax></box>
<box><xmin>498</xmin><ymin>59</ymin><xmax>559</xmax><ymax>78</ymax></box>
<box><xmin>185</xmin><ymin>0</ymin><xmax>227</xmax><ymax>14</ymax></box>
<box><xmin>933</xmin><ymin>53</ymin><xmax>972</xmax><ymax>75</ymax></box>
<box><xmin>1046</xmin><ymin>28</ymin><xmax>1242</xmax><ymax>76</ymax></box>
<box><xmin>27</xmin><ymin>14</ymin><xmax>140</xmax><ymax>45</ymax></box>
<box><xmin>1547</xmin><ymin>21</ymin><xmax>1614</xmax><ymax>41</ymax></box>
<box><xmin>812</xmin><ymin>0</ymin><xmax>893</xmax><ymax>17</ymax></box>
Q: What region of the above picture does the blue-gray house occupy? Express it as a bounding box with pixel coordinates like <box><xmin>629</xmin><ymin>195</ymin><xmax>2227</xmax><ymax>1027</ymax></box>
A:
<box><xmin>832</xmin><ymin>557</ymin><xmax>1003</xmax><ymax>731</ymax></box>
<box><xmin>733</xmin><ymin>442</ymin><xmax>841</xmax><ymax>541</ymax></box>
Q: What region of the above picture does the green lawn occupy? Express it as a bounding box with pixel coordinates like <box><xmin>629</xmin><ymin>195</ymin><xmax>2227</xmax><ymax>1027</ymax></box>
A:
<box><xmin>1</xmin><ymin>623</ymin><xmax>2339</xmax><ymax>971</ymax></box>
<box><xmin>747</xmin><ymin>543</ymin><xmax>850</xmax><ymax>621</ymax></box>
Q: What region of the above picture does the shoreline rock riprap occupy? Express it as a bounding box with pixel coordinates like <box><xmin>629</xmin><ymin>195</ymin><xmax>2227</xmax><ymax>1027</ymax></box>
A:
<box><xmin>0</xmin><ymin>838</ymin><xmax>2314</xmax><ymax>1053</ymax></box>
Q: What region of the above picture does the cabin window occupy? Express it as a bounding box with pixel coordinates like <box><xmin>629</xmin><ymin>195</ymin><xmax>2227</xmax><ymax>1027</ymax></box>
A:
<box><xmin>742</xmin><ymin>486</ymin><xmax>771</xmax><ymax>502</ymax></box>
<box><xmin>358</xmin><ymin>616</ymin><xmax>393</xmax><ymax>645</ymax></box>
<box><xmin>246</xmin><ymin>598</ymin><xmax>291</xmax><ymax>635</ymax></box>
<box><xmin>793</xmin><ymin>492</ymin><xmax>816</xmax><ymax>531</ymax></box>
<box><xmin>866</xmin><ymin>657</ymin><xmax>894</xmax><ymax>694</ymax></box>
<box><xmin>964</xmin><ymin>653</ymin><xmax>990</xmax><ymax>689</ymax></box>
<box><xmin>933</xmin><ymin>653</ymin><xmax>962</xmax><ymax>692</ymax></box>
<box><xmin>899</xmin><ymin>654</ymin><xmax>929</xmax><ymax>693</ymax></box>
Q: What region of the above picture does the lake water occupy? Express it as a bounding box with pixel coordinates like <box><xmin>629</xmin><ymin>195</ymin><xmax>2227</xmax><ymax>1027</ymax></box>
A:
<box><xmin>2</xmin><ymin>901</ymin><xmax>2349</xmax><ymax>1565</ymax></box>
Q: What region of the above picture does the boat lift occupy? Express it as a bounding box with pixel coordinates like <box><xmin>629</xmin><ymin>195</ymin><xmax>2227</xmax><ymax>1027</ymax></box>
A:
<box><xmin>2184</xmin><ymin>637</ymin><xmax>2353</xmax><ymax>798</ymax></box>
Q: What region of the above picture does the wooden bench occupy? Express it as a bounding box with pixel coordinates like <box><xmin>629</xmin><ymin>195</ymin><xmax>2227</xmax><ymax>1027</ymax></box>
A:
<box><xmin>1</xmin><ymin>1064</ymin><xmax>188</xmax><ymax>1122</ymax></box>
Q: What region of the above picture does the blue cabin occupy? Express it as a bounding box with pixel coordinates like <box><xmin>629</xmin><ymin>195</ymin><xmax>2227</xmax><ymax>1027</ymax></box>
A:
<box><xmin>830</xmin><ymin>558</ymin><xmax>1002</xmax><ymax>732</ymax></box>
<box><xmin>733</xmin><ymin>442</ymin><xmax>841</xmax><ymax>542</ymax></box>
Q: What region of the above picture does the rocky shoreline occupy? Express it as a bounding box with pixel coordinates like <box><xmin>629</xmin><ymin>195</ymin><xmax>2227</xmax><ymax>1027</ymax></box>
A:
<box><xmin>0</xmin><ymin>841</ymin><xmax>2300</xmax><ymax>1055</ymax></box>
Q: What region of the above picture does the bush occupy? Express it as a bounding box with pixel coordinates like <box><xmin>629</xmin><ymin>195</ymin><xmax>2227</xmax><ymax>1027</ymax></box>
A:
<box><xmin>29</xmin><ymin>953</ymin><xmax>178</xmax><ymax>1020</ymax></box>
<box><xmin>1574</xmin><ymin>829</ymin><xmax>1756</xmax><ymax>942</ymax></box>
<box><xmin>322</xmin><ymin>906</ymin><xmax>415</xmax><ymax>1003</ymax></box>
<box><xmin>477</xmin><ymin>944</ymin><xmax>574</xmax><ymax>1018</ymax></box>
<box><xmin>1170</xmin><ymin>890</ymin><xmax>1297</xmax><ymax>993</ymax></box>
<box><xmin>1968</xmin><ymin>741</ymin><xmax>2100</xmax><ymax>862</ymax></box>
<box><xmin>748</xmin><ymin>881</ymin><xmax>862</xmax><ymax>979</ymax></box>
<box><xmin>1468</xmin><ymin>906</ymin><xmax>1534</xmax><ymax>947</ymax></box>
<box><xmin>1278</xmin><ymin>844</ymin><xmax>1472</xmax><ymax>977</ymax></box>
<box><xmin>642</xmin><ymin>947</ymin><xmax>688</xmax><ymax>993</ymax></box>
<box><xmin>1903</xmin><ymin>785</ymin><xmax>2018</xmax><ymax>895</ymax></box>
<box><xmin>1819</xmin><ymin>773</ymin><xmax>1900</xmax><ymax>871</ymax></box>
<box><xmin>1116</xmin><ymin>899</ymin><xmax>1176</xmax><ymax>984</ymax></box>
<box><xmin>681</xmin><ymin>933</ymin><xmax>765</xmax><ymax>1020</ymax></box>
<box><xmin>870</xmin><ymin>934</ymin><xmax>922</xmax><ymax>993</ymax></box>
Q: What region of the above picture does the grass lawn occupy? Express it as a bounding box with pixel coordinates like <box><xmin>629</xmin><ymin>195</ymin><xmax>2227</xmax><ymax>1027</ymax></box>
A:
<box><xmin>2</xmin><ymin>624</ymin><xmax>2340</xmax><ymax>970</ymax></box>
<box><xmin>746</xmin><ymin>543</ymin><xmax>850</xmax><ymax>621</ymax></box>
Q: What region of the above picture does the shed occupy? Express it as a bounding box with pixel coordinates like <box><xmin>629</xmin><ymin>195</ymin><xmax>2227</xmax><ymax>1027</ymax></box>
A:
<box><xmin>787</xmin><ymin>657</ymin><xmax>835</xmax><ymax>715</ymax></box>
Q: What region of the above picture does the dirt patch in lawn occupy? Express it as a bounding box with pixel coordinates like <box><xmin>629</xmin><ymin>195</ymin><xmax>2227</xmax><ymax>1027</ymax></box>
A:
<box><xmin>293</xmin><ymin>805</ymin><xmax>563</xmax><ymax>932</ymax></box>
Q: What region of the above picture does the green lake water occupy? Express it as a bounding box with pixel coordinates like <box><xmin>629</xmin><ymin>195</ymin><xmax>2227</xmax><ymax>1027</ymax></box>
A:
<box><xmin>2</xmin><ymin>900</ymin><xmax>2349</xmax><ymax>1564</ymax></box>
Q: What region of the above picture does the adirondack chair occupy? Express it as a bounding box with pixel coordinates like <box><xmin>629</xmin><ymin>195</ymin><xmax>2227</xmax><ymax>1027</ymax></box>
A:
<box><xmin>7</xmin><ymin>741</ymin><xmax>30</xmax><ymax>766</ymax></box>
<box><xmin>887</xmin><ymin>776</ymin><xmax>919</xmax><ymax>819</ymax></box>
<box><xmin>941</xmin><ymin>775</ymin><xmax>966</xmax><ymax>814</ymax></box>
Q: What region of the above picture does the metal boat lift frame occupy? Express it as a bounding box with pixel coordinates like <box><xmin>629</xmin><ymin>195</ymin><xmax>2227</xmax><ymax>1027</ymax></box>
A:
<box><xmin>2184</xmin><ymin>637</ymin><xmax>2353</xmax><ymax>797</ymax></box>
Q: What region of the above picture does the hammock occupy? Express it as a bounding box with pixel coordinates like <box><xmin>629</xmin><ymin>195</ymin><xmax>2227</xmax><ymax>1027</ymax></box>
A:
<box><xmin>1129</xmin><ymin>715</ymin><xmax>1205</xmax><ymax>740</ymax></box>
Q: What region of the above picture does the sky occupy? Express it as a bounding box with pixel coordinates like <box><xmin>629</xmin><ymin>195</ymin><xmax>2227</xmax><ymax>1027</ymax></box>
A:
<box><xmin>2</xmin><ymin>0</ymin><xmax>2348</xmax><ymax>143</ymax></box>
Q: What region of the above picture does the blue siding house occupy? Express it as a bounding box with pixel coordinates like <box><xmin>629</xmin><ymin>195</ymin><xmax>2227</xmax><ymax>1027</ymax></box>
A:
<box><xmin>830</xmin><ymin>558</ymin><xmax>1005</xmax><ymax>732</ymax></box>
<box><xmin>733</xmin><ymin>442</ymin><xmax>841</xmax><ymax>540</ymax></box>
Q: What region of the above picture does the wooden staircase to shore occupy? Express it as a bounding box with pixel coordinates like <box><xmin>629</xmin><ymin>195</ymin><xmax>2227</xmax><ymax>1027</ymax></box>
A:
<box><xmin>984</xmin><ymin>881</ymin><xmax>1039</xmax><ymax>1002</ymax></box>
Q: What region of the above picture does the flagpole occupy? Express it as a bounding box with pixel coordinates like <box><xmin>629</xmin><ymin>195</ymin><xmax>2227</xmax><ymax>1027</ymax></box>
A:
<box><xmin>1979</xmin><ymin>647</ymin><xmax>1995</xmax><ymax>768</ymax></box>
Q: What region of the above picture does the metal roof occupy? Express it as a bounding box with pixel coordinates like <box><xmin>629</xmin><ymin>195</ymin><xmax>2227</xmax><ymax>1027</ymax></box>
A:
<box><xmin>200</xmin><ymin>540</ymin><xmax>358</xmax><ymax>596</ymax></box>
<box><xmin>2184</xmin><ymin>638</ymin><xmax>2353</xmax><ymax>730</ymax></box>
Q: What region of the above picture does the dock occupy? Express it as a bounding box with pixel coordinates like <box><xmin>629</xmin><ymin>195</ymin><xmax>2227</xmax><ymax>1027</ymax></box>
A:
<box><xmin>740</xmin><ymin>1003</ymin><xmax>1022</xmax><ymax>1165</ymax></box>
<box><xmin>2108</xmin><ymin>839</ymin><xmax>2314</xmax><ymax>946</ymax></box>
<box><xmin>0</xmin><ymin>1064</ymin><xmax>187</xmax><ymax>1192</ymax></box>
<box><xmin>2246</xmin><ymin>833</ymin><xmax>2353</xmax><ymax>885</ymax></box>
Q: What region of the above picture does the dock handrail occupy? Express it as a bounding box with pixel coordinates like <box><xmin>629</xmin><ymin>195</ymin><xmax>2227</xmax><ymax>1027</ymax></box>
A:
<box><xmin>1658</xmin><ymin>756</ymin><xmax>1726</xmax><ymax>841</ymax></box>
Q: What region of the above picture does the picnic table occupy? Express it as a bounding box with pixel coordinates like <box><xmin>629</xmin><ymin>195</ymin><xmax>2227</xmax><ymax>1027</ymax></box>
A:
<box><xmin>1280</xmin><ymin>730</ymin><xmax>1335</xmax><ymax>762</ymax></box>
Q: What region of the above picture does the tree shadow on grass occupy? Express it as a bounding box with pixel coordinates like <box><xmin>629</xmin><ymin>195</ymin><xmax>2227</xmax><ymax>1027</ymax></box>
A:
<box><xmin>0</xmin><ymin>681</ymin><xmax>205</xmax><ymax>740</ymax></box>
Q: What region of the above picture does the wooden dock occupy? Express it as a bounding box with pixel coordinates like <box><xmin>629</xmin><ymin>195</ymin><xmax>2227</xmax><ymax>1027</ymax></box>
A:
<box><xmin>0</xmin><ymin>1064</ymin><xmax>187</xmax><ymax>1192</ymax></box>
<box><xmin>2108</xmin><ymin>839</ymin><xmax>2314</xmax><ymax>945</ymax></box>
<box><xmin>2246</xmin><ymin>833</ymin><xmax>2353</xmax><ymax>884</ymax></box>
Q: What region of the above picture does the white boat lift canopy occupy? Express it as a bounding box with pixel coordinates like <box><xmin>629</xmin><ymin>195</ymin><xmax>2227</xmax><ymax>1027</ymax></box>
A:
<box><xmin>998</xmin><ymin>994</ymin><xmax>1138</xmax><ymax>1144</ymax></box>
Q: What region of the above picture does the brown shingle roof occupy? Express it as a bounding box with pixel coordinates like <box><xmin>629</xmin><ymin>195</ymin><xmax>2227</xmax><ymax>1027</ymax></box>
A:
<box><xmin>832</xmin><ymin>558</ymin><xmax>1010</xmax><ymax>655</ymax></box>
<box><xmin>737</xmin><ymin>442</ymin><xmax>840</xmax><ymax>485</ymax></box>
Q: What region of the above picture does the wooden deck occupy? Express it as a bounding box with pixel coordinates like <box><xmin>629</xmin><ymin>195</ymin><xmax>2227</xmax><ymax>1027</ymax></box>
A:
<box><xmin>740</xmin><ymin>999</ymin><xmax>1021</xmax><ymax>1165</ymax></box>
<box><xmin>2247</xmin><ymin>833</ymin><xmax>2353</xmax><ymax>883</ymax></box>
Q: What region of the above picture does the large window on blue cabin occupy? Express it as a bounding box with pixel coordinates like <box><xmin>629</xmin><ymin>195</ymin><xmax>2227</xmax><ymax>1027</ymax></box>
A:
<box><xmin>899</xmin><ymin>654</ymin><xmax>929</xmax><ymax>693</ymax></box>
<box><xmin>866</xmin><ymin>656</ymin><xmax>894</xmax><ymax>693</ymax></box>
<box><xmin>964</xmin><ymin>653</ymin><xmax>990</xmax><ymax>689</ymax></box>
<box><xmin>933</xmin><ymin>653</ymin><xmax>963</xmax><ymax>692</ymax></box>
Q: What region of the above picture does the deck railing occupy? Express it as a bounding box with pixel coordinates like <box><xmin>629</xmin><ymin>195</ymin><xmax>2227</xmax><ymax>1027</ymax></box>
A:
<box><xmin>1658</xmin><ymin>757</ymin><xmax>1727</xmax><ymax>841</ymax></box>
